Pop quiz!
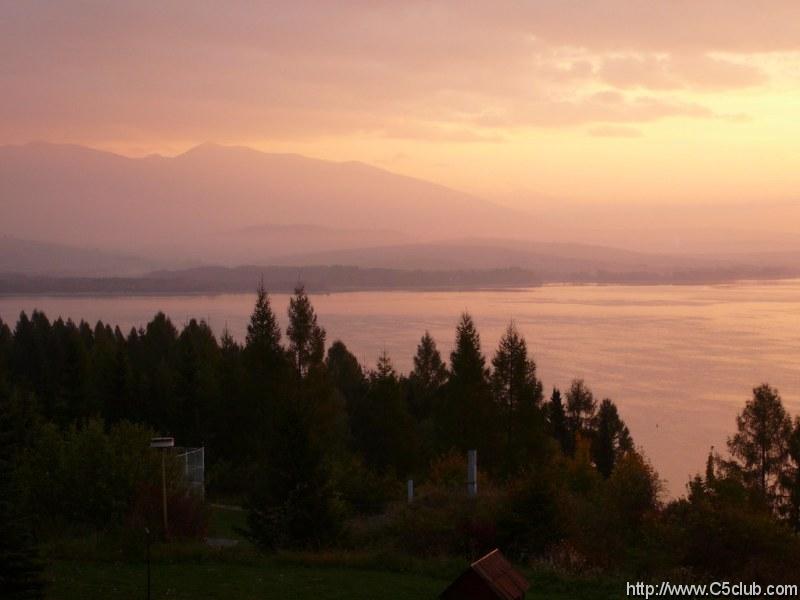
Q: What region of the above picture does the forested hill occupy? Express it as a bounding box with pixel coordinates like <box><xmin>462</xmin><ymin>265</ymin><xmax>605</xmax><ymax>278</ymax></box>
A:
<box><xmin>4</xmin><ymin>260</ymin><xmax>800</xmax><ymax>296</ymax></box>
<box><xmin>0</xmin><ymin>266</ymin><xmax>542</xmax><ymax>295</ymax></box>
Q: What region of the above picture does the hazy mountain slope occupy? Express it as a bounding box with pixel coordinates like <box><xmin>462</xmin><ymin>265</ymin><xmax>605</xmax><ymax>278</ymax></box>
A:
<box><xmin>273</xmin><ymin>239</ymin><xmax>706</xmax><ymax>271</ymax></box>
<box><xmin>4</xmin><ymin>142</ymin><xmax>798</xmax><ymax>274</ymax></box>
<box><xmin>0</xmin><ymin>236</ymin><xmax>155</xmax><ymax>276</ymax></box>
<box><xmin>0</xmin><ymin>142</ymin><xmax>534</xmax><ymax>263</ymax></box>
<box><xmin>272</xmin><ymin>238</ymin><xmax>800</xmax><ymax>281</ymax></box>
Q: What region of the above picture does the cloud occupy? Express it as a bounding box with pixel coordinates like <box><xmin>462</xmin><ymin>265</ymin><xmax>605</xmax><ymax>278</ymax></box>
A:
<box><xmin>472</xmin><ymin>91</ymin><xmax>714</xmax><ymax>129</ymax></box>
<box><xmin>0</xmin><ymin>2</ymin><xmax>793</xmax><ymax>147</ymax></box>
<box><xmin>598</xmin><ymin>54</ymin><xmax>767</xmax><ymax>90</ymax></box>
<box><xmin>587</xmin><ymin>125</ymin><xmax>643</xmax><ymax>138</ymax></box>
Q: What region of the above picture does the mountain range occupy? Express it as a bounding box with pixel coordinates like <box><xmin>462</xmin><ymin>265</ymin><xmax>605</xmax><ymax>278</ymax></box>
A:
<box><xmin>2</xmin><ymin>141</ymin><xmax>800</xmax><ymax>284</ymax></box>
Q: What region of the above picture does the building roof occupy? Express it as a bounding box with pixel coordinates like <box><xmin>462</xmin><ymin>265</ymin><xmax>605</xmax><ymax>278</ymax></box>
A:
<box><xmin>470</xmin><ymin>549</ymin><xmax>530</xmax><ymax>600</ymax></box>
<box><xmin>440</xmin><ymin>549</ymin><xmax>530</xmax><ymax>600</ymax></box>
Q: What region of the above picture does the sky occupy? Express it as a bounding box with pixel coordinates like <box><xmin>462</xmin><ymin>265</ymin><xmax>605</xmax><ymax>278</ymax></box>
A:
<box><xmin>2</xmin><ymin>1</ymin><xmax>800</xmax><ymax>208</ymax></box>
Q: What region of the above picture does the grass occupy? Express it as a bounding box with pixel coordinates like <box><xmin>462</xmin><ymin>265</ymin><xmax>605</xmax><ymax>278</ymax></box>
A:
<box><xmin>207</xmin><ymin>503</ymin><xmax>248</xmax><ymax>541</ymax></box>
<box><xmin>42</xmin><ymin>506</ymin><xmax>622</xmax><ymax>599</ymax></box>
<box><xmin>46</xmin><ymin>559</ymin><xmax>449</xmax><ymax>599</ymax></box>
<box><xmin>45</xmin><ymin>555</ymin><xmax>622</xmax><ymax>600</ymax></box>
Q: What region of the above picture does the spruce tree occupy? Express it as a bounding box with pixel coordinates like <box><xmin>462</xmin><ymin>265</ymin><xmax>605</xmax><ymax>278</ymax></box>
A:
<box><xmin>242</xmin><ymin>283</ymin><xmax>288</xmax><ymax>462</ymax></box>
<box><xmin>441</xmin><ymin>313</ymin><xmax>498</xmax><ymax>468</ymax></box>
<box><xmin>350</xmin><ymin>351</ymin><xmax>418</xmax><ymax>475</ymax></box>
<box><xmin>326</xmin><ymin>340</ymin><xmax>366</xmax><ymax>413</ymax></box>
<box><xmin>547</xmin><ymin>387</ymin><xmax>570</xmax><ymax>455</ymax></box>
<box><xmin>565</xmin><ymin>378</ymin><xmax>596</xmax><ymax>452</ymax></box>
<box><xmin>408</xmin><ymin>331</ymin><xmax>447</xmax><ymax>420</ymax></box>
<box><xmin>591</xmin><ymin>398</ymin><xmax>633</xmax><ymax>478</ymax></box>
<box><xmin>491</xmin><ymin>323</ymin><xmax>544</xmax><ymax>474</ymax></box>
<box><xmin>287</xmin><ymin>285</ymin><xmax>326</xmax><ymax>377</ymax></box>
<box><xmin>245</xmin><ymin>280</ymin><xmax>283</xmax><ymax>367</ymax></box>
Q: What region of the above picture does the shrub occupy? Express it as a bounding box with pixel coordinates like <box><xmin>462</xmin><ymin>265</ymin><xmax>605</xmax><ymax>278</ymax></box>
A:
<box><xmin>496</xmin><ymin>469</ymin><xmax>565</xmax><ymax>561</ymax></box>
<box><xmin>393</xmin><ymin>483</ymin><xmax>500</xmax><ymax>558</ymax></box>
<box><xmin>14</xmin><ymin>419</ymin><xmax>182</xmax><ymax>538</ymax></box>
<box><xmin>128</xmin><ymin>483</ymin><xmax>209</xmax><ymax>540</ymax></box>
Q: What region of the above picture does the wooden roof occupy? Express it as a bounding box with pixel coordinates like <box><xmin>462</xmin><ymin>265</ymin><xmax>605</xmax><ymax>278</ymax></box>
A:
<box><xmin>440</xmin><ymin>549</ymin><xmax>530</xmax><ymax>600</ymax></box>
<box><xmin>471</xmin><ymin>549</ymin><xmax>530</xmax><ymax>600</ymax></box>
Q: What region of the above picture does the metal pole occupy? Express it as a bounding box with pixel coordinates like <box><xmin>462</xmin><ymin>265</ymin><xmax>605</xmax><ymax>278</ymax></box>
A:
<box><xmin>145</xmin><ymin>528</ymin><xmax>151</xmax><ymax>600</ymax></box>
<box><xmin>161</xmin><ymin>450</ymin><xmax>168</xmax><ymax>539</ymax></box>
<box><xmin>467</xmin><ymin>449</ymin><xmax>477</xmax><ymax>496</ymax></box>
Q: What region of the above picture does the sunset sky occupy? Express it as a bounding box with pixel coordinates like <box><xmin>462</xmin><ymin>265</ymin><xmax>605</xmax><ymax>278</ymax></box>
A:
<box><xmin>2</xmin><ymin>2</ymin><xmax>800</xmax><ymax>207</ymax></box>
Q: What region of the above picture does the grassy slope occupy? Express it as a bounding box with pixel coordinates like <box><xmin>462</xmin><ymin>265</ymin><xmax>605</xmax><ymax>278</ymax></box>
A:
<box><xmin>47</xmin><ymin>560</ymin><xmax>447</xmax><ymax>600</ymax></box>
<box><xmin>46</xmin><ymin>560</ymin><xmax>621</xmax><ymax>600</ymax></box>
<box><xmin>44</xmin><ymin>506</ymin><xmax>621</xmax><ymax>599</ymax></box>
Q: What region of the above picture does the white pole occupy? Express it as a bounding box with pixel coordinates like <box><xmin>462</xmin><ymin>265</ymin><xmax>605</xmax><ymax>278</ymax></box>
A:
<box><xmin>407</xmin><ymin>479</ymin><xmax>414</xmax><ymax>503</ymax></box>
<box><xmin>467</xmin><ymin>449</ymin><xmax>477</xmax><ymax>496</ymax></box>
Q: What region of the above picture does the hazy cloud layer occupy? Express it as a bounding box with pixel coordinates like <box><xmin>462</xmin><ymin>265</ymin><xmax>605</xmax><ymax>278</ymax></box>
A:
<box><xmin>1</xmin><ymin>2</ymin><xmax>795</xmax><ymax>147</ymax></box>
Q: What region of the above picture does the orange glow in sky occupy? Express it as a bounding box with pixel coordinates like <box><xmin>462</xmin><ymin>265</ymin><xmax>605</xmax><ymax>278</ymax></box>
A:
<box><xmin>2</xmin><ymin>2</ymin><xmax>800</xmax><ymax>208</ymax></box>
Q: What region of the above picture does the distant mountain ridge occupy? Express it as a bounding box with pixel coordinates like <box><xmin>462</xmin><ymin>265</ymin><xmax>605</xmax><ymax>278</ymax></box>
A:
<box><xmin>3</xmin><ymin>141</ymin><xmax>800</xmax><ymax>279</ymax></box>
<box><xmin>0</xmin><ymin>236</ymin><xmax>155</xmax><ymax>277</ymax></box>
<box><xmin>0</xmin><ymin>141</ymin><xmax>534</xmax><ymax>265</ymax></box>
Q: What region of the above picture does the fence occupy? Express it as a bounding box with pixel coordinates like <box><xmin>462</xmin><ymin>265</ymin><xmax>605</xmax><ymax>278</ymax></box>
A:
<box><xmin>176</xmin><ymin>447</ymin><xmax>205</xmax><ymax>498</ymax></box>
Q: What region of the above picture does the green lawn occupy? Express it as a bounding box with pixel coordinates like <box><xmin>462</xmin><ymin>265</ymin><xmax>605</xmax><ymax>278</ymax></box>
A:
<box><xmin>46</xmin><ymin>559</ymin><xmax>449</xmax><ymax>599</ymax></box>
<box><xmin>45</xmin><ymin>557</ymin><xmax>622</xmax><ymax>600</ymax></box>
<box><xmin>43</xmin><ymin>509</ymin><xmax>621</xmax><ymax>600</ymax></box>
<box><xmin>207</xmin><ymin>504</ymin><xmax>248</xmax><ymax>541</ymax></box>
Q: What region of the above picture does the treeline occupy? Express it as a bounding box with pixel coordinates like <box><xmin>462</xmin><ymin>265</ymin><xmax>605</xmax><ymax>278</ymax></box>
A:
<box><xmin>0</xmin><ymin>284</ymin><xmax>631</xmax><ymax>485</ymax></box>
<box><xmin>0</xmin><ymin>265</ymin><xmax>541</xmax><ymax>295</ymax></box>
<box><xmin>2</xmin><ymin>284</ymin><xmax>800</xmax><ymax>591</ymax></box>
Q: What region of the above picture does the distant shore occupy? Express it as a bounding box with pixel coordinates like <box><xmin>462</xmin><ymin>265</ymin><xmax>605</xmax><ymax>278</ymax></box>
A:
<box><xmin>3</xmin><ymin>264</ymin><xmax>800</xmax><ymax>296</ymax></box>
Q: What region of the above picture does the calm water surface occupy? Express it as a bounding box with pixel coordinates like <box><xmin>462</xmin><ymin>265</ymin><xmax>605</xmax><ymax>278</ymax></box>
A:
<box><xmin>3</xmin><ymin>281</ymin><xmax>800</xmax><ymax>497</ymax></box>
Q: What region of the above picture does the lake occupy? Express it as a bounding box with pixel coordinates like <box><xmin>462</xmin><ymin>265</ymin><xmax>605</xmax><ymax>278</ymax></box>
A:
<box><xmin>2</xmin><ymin>280</ymin><xmax>800</xmax><ymax>497</ymax></box>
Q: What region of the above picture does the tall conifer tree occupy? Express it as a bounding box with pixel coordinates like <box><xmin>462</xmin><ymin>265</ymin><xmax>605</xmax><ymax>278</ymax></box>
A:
<box><xmin>245</xmin><ymin>280</ymin><xmax>283</xmax><ymax>366</ymax></box>
<box><xmin>441</xmin><ymin>313</ymin><xmax>498</xmax><ymax>468</ymax></box>
<box><xmin>408</xmin><ymin>331</ymin><xmax>447</xmax><ymax>420</ymax></box>
<box><xmin>287</xmin><ymin>285</ymin><xmax>326</xmax><ymax>377</ymax></box>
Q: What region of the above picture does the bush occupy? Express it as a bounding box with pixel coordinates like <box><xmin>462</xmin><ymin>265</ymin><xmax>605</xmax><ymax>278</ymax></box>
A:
<box><xmin>663</xmin><ymin>493</ymin><xmax>800</xmax><ymax>583</ymax></box>
<box><xmin>128</xmin><ymin>483</ymin><xmax>209</xmax><ymax>540</ymax></box>
<box><xmin>14</xmin><ymin>419</ymin><xmax>183</xmax><ymax>538</ymax></box>
<box><xmin>393</xmin><ymin>483</ymin><xmax>500</xmax><ymax>558</ymax></box>
<box><xmin>331</xmin><ymin>455</ymin><xmax>399</xmax><ymax>516</ymax></box>
<box><xmin>243</xmin><ymin>403</ymin><xmax>343</xmax><ymax>551</ymax></box>
<box><xmin>496</xmin><ymin>468</ymin><xmax>565</xmax><ymax>561</ymax></box>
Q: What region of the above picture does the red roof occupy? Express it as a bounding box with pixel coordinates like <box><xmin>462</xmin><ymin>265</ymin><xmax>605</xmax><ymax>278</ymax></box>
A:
<box><xmin>471</xmin><ymin>549</ymin><xmax>530</xmax><ymax>600</ymax></box>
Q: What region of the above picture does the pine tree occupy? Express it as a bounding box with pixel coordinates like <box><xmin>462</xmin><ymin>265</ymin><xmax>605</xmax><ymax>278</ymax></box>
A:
<box><xmin>591</xmin><ymin>398</ymin><xmax>633</xmax><ymax>478</ymax></box>
<box><xmin>374</xmin><ymin>349</ymin><xmax>396</xmax><ymax>381</ymax></box>
<box><xmin>408</xmin><ymin>331</ymin><xmax>447</xmax><ymax>419</ymax></box>
<box><xmin>326</xmin><ymin>340</ymin><xmax>366</xmax><ymax>413</ymax></box>
<box><xmin>440</xmin><ymin>313</ymin><xmax>498</xmax><ymax>468</ymax></box>
<box><xmin>349</xmin><ymin>351</ymin><xmax>418</xmax><ymax>475</ymax></box>
<box><xmin>547</xmin><ymin>387</ymin><xmax>570</xmax><ymax>455</ymax></box>
<box><xmin>245</xmin><ymin>280</ymin><xmax>283</xmax><ymax>365</ymax></box>
<box><xmin>565</xmin><ymin>378</ymin><xmax>596</xmax><ymax>453</ymax></box>
<box><xmin>728</xmin><ymin>383</ymin><xmax>792</xmax><ymax>502</ymax></box>
<box><xmin>491</xmin><ymin>323</ymin><xmax>544</xmax><ymax>474</ymax></box>
<box><xmin>287</xmin><ymin>285</ymin><xmax>326</xmax><ymax>377</ymax></box>
<box><xmin>412</xmin><ymin>332</ymin><xmax>447</xmax><ymax>389</ymax></box>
